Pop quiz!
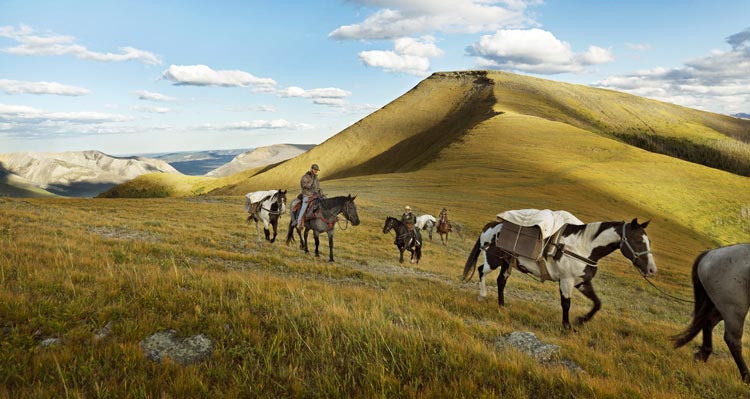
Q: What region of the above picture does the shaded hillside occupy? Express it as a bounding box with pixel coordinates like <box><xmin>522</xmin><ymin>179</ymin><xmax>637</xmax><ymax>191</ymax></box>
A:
<box><xmin>0</xmin><ymin>150</ymin><xmax>180</xmax><ymax>197</ymax></box>
<box><xmin>0</xmin><ymin>163</ymin><xmax>57</xmax><ymax>198</ymax></box>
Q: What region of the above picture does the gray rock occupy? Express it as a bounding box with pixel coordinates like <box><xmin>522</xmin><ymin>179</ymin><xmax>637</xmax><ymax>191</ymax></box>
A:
<box><xmin>94</xmin><ymin>321</ymin><xmax>113</xmax><ymax>341</ymax></box>
<box><xmin>494</xmin><ymin>331</ymin><xmax>583</xmax><ymax>374</ymax></box>
<box><xmin>139</xmin><ymin>329</ymin><xmax>213</xmax><ymax>366</ymax></box>
<box><xmin>495</xmin><ymin>331</ymin><xmax>560</xmax><ymax>362</ymax></box>
<box><xmin>40</xmin><ymin>338</ymin><xmax>61</xmax><ymax>347</ymax></box>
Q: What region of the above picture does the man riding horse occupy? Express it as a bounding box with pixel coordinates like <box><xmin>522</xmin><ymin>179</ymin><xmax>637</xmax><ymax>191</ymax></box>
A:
<box><xmin>292</xmin><ymin>163</ymin><xmax>322</xmax><ymax>228</ymax></box>
<box><xmin>399</xmin><ymin>205</ymin><xmax>421</xmax><ymax>247</ymax></box>
<box><xmin>438</xmin><ymin>208</ymin><xmax>452</xmax><ymax>232</ymax></box>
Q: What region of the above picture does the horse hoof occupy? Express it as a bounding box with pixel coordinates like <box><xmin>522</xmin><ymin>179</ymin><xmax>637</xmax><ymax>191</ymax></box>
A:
<box><xmin>574</xmin><ymin>317</ymin><xmax>587</xmax><ymax>326</ymax></box>
<box><xmin>477</xmin><ymin>296</ymin><xmax>487</xmax><ymax>302</ymax></box>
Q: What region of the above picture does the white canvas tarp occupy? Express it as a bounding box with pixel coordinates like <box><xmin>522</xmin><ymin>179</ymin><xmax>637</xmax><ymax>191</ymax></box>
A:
<box><xmin>496</xmin><ymin>209</ymin><xmax>583</xmax><ymax>239</ymax></box>
<box><xmin>244</xmin><ymin>190</ymin><xmax>277</xmax><ymax>212</ymax></box>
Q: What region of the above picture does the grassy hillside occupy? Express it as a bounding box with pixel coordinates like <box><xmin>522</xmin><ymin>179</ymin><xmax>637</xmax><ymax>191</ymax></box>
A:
<box><xmin>1</xmin><ymin>192</ymin><xmax>747</xmax><ymax>398</ymax></box>
<box><xmin>5</xmin><ymin>70</ymin><xmax>749</xmax><ymax>397</ymax></box>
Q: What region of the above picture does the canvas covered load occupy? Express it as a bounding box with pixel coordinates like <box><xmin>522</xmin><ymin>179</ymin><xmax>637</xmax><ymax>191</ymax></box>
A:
<box><xmin>495</xmin><ymin>209</ymin><xmax>583</xmax><ymax>259</ymax></box>
<box><xmin>244</xmin><ymin>190</ymin><xmax>277</xmax><ymax>212</ymax></box>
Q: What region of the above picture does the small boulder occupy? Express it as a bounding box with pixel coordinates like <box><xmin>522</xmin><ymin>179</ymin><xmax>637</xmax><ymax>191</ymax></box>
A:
<box><xmin>139</xmin><ymin>329</ymin><xmax>213</xmax><ymax>366</ymax></box>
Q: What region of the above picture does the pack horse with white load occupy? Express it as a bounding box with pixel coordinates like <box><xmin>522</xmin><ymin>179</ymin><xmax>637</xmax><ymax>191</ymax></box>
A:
<box><xmin>462</xmin><ymin>209</ymin><xmax>657</xmax><ymax>329</ymax></box>
<box><xmin>245</xmin><ymin>189</ymin><xmax>287</xmax><ymax>243</ymax></box>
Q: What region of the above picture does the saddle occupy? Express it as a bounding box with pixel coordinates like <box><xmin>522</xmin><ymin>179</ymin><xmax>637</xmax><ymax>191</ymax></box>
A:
<box><xmin>291</xmin><ymin>194</ymin><xmax>321</xmax><ymax>221</ymax></box>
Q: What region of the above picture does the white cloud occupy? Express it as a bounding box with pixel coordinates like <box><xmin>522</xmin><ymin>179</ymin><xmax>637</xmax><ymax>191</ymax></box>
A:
<box><xmin>394</xmin><ymin>37</ymin><xmax>444</xmax><ymax>57</ymax></box>
<box><xmin>207</xmin><ymin>119</ymin><xmax>314</xmax><ymax>130</ymax></box>
<box><xmin>257</xmin><ymin>105</ymin><xmax>277</xmax><ymax>112</ymax></box>
<box><xmin>313</xmin><ymin>98</ymin><xmax>347</xmax><ymax>107</ymax></box>
<box><xmin>0</xmin><ymin>24</ymin><xmax>161</xmax><ymax>65</ymax></box>
<box><xmin>281</xmin><ymin>86</ymin><xmax>351</xmax><ymax>98</ymax></box>
<box><xmin>594</xmin><ymin>28</ymin><xmax>750</xmax><ymax>114</ymax></box>
<box><xmin>277</xmin><ymin>85</ymin><xmax>351</xmax><ymax>106</ymax></box>
<box><xmin>0</xmin><ymin>103</ymin><xmax>130</xmax><ymax>123</ymax></box>
<box><xmin>132</xmin><ymin>105</ymin><xmax>170</xmax><ymax>114</ymax></box>
<box><xmin>625</xmin><ymin>42</ymin><xmax>652</xmax><ymax>52</ymax></box>
<box><xmin>0</xmin><ymin>79</ymin><xmax>91</xmax><ymax>96</ymax></box>
<box><xmin>359</xmin><ymin>50</ymin><xmax>431</xmax><ymax>76</ymax></box>
<box><xmin>358</xmin><ymin>36</ymin><xmax>443</xmax><ymax>76</ymax></box>
<box><xmin>162</xmin><ymin>64</ymin><xmax>277</xmax><ymax>88</ymax></box>
<box><xmin>329</xmin><ymin>0</ymin><xmax>536</xmax><ymax>40</ymax></box>
<box><xmin>132</xmin><ymin>90</ymin><xmax>176</xmax><ymax>102</ymax></box>
<box><xmin>467</xmin><ymin>28</ymin><xmax>614</xmax><ymax>74</ymax></box>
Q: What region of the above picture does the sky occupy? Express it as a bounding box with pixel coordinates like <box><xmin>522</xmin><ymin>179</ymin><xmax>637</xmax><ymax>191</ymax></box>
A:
<box><xmin>1</xmin><ymin>0</ymin><xmax>749</xmax><ymax>156</ymax></box>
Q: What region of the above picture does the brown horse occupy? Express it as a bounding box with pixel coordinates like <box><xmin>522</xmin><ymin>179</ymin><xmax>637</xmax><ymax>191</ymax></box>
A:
<box><xmin>436</xmin><ymin>209</ymin><xmax>452</xmax><ymax>245</ymax></box>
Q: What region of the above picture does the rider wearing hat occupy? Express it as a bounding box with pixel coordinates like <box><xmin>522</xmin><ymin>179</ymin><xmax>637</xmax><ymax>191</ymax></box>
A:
<box><xmin>400</xmin><ymin>205</ymin><xmax>420</xmax><ymax>246</ymax></box>
<box><xmin>439</xmin><ymin>207</ymin><xmax>452</xmax><ymax>232</ymax></box>
<box><xmin>294</xmin><ymin>163</ymin><xmax>322</xmax><ymax>228</ymax></box>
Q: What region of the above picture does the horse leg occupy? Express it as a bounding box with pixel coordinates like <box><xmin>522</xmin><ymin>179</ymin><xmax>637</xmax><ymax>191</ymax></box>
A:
<box><xmin>408</xmin><ymin>246</ymin><xmax>416</xmax><ymax>264</ymax></box>
<box><xmin>270</xmin><ymin>217</ymin><xmax>278</xmax><ymax>243</ymax></box>
<box><xmin>263</xmin><ymin>219</ymin><xmax>271</xmax><ymax>242</ymax></box>
<box><xmin>253</xmin><ymin>217</ymin><xmax>261</xmax><ymax>242</ymax></box>
<box><xmin>428</xmin><ymin>226</ymin><xmax>433</xmax><ymax>241</ymax></box>
<box><xmin>415</xmin><ymin>244</ymin><xmax>421</xmax><ymax>264</ymax></box>
<box><xmin>559</xmin><ymin>278</ymin><xmax>575</xmax><ymax>330</ymax></box>
<box><xmin>478</xmin><ymin>250</ymin><xmax>493</xmax><ymax>300</ymax></box>
<box><xmin>695</xmin><ymin>308</ymin><xmax>722</xmax><ymax>362</ymax></box>
<box><xmin>303</xmin><ymin>228</ymin><xmax>311</xmax><ymax>254</ymax></box>
<box><xmin>722</xmin><ymin>310</ymin><xmax>750</xmax><ymax>382</ymax></box>
<box><xmin>327</xmin><ymin>231</ymin><xmax>334</xmax><ymax>263</ymax></box>
<box><xmin>399</xmin><ymin>246</ymin><xmax>405</xmax><ymax>263</ymax></box>
<box><xmin>496</xmin><ymin>262</ymin><xmax>511</xmax><ymax>307</ymax></box>
<box><xmin>574</xmin><ymin>280</ymin><xmax>601</xmax><ymax>326</ymax></box>
<box><xmin>297</xmin><ymin>226</ymin><xmax>305</xmax><ymax>250</ymax></box>
<box><xmin>313</xmin><ymin>231</ymin><xmax>320</xmax><ymax>258</ymax></box>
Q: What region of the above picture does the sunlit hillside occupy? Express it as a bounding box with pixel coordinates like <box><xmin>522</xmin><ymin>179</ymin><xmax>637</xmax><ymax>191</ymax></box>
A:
<box><xmin>11</xmin><ymin>70</ymin><xmax>749</xmax><ymax>397</ymax></box>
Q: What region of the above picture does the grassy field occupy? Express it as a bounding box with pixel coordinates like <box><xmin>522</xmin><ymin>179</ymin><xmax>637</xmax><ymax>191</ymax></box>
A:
<box><xmin>3</xmin><ymin>70</ymin><xmax>750</xmax><ymax>397</ymax></box>
<box><xmin>1</xmin><ymin>188</ymin><xmax>749</xmax><ymax>398</ymax></box>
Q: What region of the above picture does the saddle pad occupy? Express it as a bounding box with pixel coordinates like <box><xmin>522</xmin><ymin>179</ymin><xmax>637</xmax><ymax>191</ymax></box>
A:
<box><xmin>245</xmin><ymin>190</ymin><xmax>277</xmax><ymax>205</ymax></box>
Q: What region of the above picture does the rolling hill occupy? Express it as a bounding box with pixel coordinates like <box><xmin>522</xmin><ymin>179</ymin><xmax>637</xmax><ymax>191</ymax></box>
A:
<box><xmin>0</xmin><ymin>150</ymin><xmax>180</xmax><ymax>197</ymax></box>
<box><xmin>205</xmin><ymin>144</ymin><xmax>315</xmax><ymax>177</ymax></box>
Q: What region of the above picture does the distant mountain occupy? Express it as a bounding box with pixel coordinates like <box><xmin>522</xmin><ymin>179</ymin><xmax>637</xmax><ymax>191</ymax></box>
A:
<box><xmin>732</xmin><ymin>113</ymin><xmax>750</xmax><ymax>119</ymax></box>
<box><xmin>144</xmin><ymin>149</ymin><xmax>251</xmax><ymax>175</ymax></box>
<box><xmin>205</xmin><ymin>144</ymin><xmax>314</xmax><ymax>177</ymax></box>
<box><xmin>0</xmin><ymin>150</ymin><xmax>179</xmax><ymax>197</ymax></box>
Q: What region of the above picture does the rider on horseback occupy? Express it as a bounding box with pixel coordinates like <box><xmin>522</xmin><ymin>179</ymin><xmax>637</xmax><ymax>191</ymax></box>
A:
<box><xmin>400</xmin><ymin>205</ymin><xmax>421</xmax><ymax>246</ymax></box>
<box><xmin>439</xmin><ymin>208</ymin><xmax>452</xmax><ymax>232</ymax></box>
<box><xmin>293</xmin><ymin>163</ymin><xmax>322</xmax><ymax>228</ymax></box>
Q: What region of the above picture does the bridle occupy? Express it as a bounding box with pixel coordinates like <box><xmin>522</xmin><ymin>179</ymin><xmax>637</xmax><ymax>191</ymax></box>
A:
<box><xmin>619</xmin><ymin>223</ymin><xmax>652</xmax><ymax>268</ymax></box>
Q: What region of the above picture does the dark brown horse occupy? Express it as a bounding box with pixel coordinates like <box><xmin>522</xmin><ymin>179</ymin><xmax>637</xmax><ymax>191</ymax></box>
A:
<box><xmin>383</xmin><ymin>217</ymin><xmax>422</xmax><ymax>264</ymax></box>
<box><xmin>436</xmin><ymin>209</ymin><xmax>451</xmax><ymax>245</ymax></box>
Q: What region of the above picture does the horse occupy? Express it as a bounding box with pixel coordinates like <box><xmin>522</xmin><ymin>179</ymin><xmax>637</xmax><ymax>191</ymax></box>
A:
<box><xmin>286</xmin><ymin>195</ymin><xmax>360</xmax><ymax>262</ymax></box>
<box><xmin>436</xmin><ymin>212</ymin><xmax>452</xmax><ymax>245</ymax></box>
<box><xmin>383</xmin><ymin>217</ymin><xmax>422</xmax><ymax>264</ymax></box>
<box><xmin>244</xmin><ymin>190</ymin><xmax>287</xmax><ymax>243</ymax></box>
<box><xmin>416</xmin><ymin>214</ymin><xmax>436</xmax><ymax>241</ymax></box>
<box><xmin>462</xmin><ymin>218</ymin><xmax>657</xmax><ymax>329</ymax></box>
<box><xmin>672</xmin><ymin>244</ymin><xmax>750</xmax><ymax>383</ymax></box>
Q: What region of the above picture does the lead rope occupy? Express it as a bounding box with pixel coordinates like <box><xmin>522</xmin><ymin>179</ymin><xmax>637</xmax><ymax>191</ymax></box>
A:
<box><xmin>641</xmin><ymin>276</ymin><xmax>694</xmax><ymax>303</ymax></box>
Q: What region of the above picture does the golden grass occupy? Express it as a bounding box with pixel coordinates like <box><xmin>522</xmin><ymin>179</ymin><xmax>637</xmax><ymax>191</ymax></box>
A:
<box><xmin>4</xmin><ymin>70</ymin><xmax>750</xmax><ymax>397</ymax></box>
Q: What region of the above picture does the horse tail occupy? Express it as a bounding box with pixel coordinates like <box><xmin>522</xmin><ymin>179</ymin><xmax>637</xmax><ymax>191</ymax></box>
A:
<box><xmin>672</xmin><ymin>250</ymin><xmax>714</xmax><ymax>348</ymax></box>
<box><xmin>462</xmin><ymin>238</ymin><xmax>482</xmax><ymax>282</ymax></box>
<box><xmin>285</xmin><ymin>219</ymin><xmax>296</xmax><ymax>245</ymax></box>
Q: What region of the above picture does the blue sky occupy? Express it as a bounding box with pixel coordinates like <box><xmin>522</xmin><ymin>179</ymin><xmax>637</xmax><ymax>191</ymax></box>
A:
<box><xmin>1</xmin><ymin>0</ymin><xmax>748</xmax><ymax>155</ymax></box>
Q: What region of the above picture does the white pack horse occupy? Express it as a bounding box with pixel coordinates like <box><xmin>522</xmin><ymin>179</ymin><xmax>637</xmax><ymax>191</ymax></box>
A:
<box><xmin>245</xmin><ymin>189</ymin><xmax>287</xmax><ymax>243</ymax></box>
<box><xmin>416</xmin><ymin>214</ymin><xmax>436</xmax><ymax>241</ymax></box>
<box><xmin>462</xmin><ymin>218</ymin><xmax>657</xmax><ymax>329</ymax></box>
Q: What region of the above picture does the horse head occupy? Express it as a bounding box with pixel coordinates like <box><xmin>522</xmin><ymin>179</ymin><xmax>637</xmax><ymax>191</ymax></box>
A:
<box><xmin>276</xmin><ymin>189</ymin><xmax>287</xmax><ymax>213</ymax></box>
<box><xmin>620</xmin><ymin>218</ymin><xmax>657</xmax><ymax>277</ymax></box>
<box><xmin>382</xmin><ymin>217</ymin><xmax>397</xmax><ymax>234</ymax></box>
<box><xmin>341</xmin><ymin>194</ymin><xmax>360</xmax><ymax>226</ymax></box>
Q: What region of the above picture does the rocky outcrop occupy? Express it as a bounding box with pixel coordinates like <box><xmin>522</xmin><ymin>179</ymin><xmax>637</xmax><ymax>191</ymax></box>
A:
<box><xmin>140</xmin><ymin>330</ymin><xmax>213</xmax><ymax>366</ymax></box>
